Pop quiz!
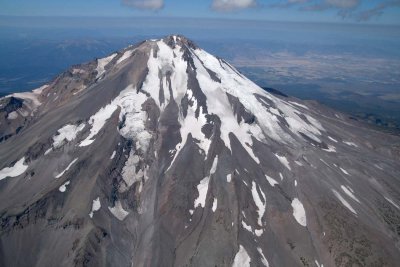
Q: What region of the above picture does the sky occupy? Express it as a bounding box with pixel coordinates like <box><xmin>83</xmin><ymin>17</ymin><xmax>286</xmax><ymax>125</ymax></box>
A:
<box><xmin>1</xmin><ymin>0</ymin><xmax>400</xmax><ymax>24</ymax></box>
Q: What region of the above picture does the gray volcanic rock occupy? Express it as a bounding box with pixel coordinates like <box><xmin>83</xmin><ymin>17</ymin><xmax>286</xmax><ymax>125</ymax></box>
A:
<box><xmin>0</xmin><ymin>35</ymin><xmax>400</xmax><ymax>267</ymax></box>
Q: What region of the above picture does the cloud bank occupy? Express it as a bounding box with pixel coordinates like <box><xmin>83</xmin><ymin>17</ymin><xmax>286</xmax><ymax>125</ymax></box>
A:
<box><xmin>275</xmin><ymin>0</ymin><xmax>400</xmax><ymax>20</ymax></box>
<box><xmin>211</xmin><ymin>0</ymin><xmax>258</xmax><ymax>11</ymax></box>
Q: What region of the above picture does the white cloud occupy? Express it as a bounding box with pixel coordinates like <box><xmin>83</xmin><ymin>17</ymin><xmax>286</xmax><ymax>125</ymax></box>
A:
<box><xmin>212</xmin><ymin>0</ymin><xmax>257</xmax><ymax>11</ymax></box>
<box><xmin>326</xmin><ymin>0</ymin><xmax>359</xmax><ymax>9</ymax></box>
<box><xmin>122</xmin><ymin>0</ymin><xmax>164</xmax><ymax>10</ymax></box>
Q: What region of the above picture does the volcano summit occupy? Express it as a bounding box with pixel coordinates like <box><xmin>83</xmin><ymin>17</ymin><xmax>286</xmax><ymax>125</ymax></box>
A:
<box><xmin>0</xmin><ymin>35</ymin><xmax>399</xmax><ymax>267</ymax></box>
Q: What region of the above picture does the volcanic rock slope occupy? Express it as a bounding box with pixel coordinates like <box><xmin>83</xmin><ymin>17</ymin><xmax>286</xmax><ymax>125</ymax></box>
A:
<box><xmin>0</xmin><ymin>35</ymin><xmax>400</xmax><ymax>267</ymax></box>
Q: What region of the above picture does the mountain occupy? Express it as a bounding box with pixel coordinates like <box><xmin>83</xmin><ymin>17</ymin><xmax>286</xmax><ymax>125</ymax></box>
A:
<box><xmin>0</xmin><ymin>35</ymin><xmax>399</xmax><ymax>267</ymax></box>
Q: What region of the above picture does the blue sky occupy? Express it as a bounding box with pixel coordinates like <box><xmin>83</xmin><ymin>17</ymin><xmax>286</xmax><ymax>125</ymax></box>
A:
<box><xmin>1</xmin><ymin>0</ymin><xmax>400</xmax><ymax>24</ymax></box>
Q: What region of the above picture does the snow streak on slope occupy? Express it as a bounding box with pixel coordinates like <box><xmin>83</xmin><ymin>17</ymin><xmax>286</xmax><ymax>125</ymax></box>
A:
<box><xmin>55</xmin><ymin>158</ymin><xmax>78</xmax><ymax>179</ymax></box>
<box><xmin>385</xmin><ymin>197</ymin><xmax>400</xmax><ymax>210</ymax></box>
<box><xmin>332</xmin><ymin>189</ymin><xmax>357</xmax><ymax>215</ymax></box>
<box><xmin>257</xmin><ymin>247</ymin><xmax>270</xmax><ymax>267</ymax></box>
<box><xmin>252</xmin><ymin>181</ymin><xmax>266</xmax><ymax>226</ymax></box>
<box><xmin>341</xmin><ymin>185</ymin><xmax>360</xmax><ymax>203</ymax></box>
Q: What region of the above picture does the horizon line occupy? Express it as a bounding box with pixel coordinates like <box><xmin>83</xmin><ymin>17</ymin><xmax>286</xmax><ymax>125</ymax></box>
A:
<box><xmin>1</xmin><ymin>15</ymin><xmax>399</xmax><ymax>27</ymax></box>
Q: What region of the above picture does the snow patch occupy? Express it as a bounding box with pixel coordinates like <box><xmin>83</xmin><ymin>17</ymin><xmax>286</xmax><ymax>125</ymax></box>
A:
<box><xmin>79</xmin><ymin>104</ymin><xmax>117</xmax><ymax>147</ymax></box>
<box><xmin>89</xmin><ymin>197</ymin><xmax>101</xmax><ymax>218</ymax></box>
<box><xmin>255</xmin><ymin>229</ymin><xmax>263</xmax><ymax>236</ymax></box>
<box><xmin>96</xmin><ymin>53</ymin><xmax>117</xmax><ymax>78</ymax></box>
<box><xmin>265</xmin><ymin>174</ymin><xmax>278</xmax><ymax>187</ymax></box>
<box><xmin>53</xmin><ymin>123</ymin><xmax>85</xmax><ymax>148</ymax></box>
<box><xmin>295</xmin><ymin>161</ymin><xmax>303</xmax><ymax>166</ymax></box>
<box><xmin>194</xmin><ymin>176</ymin><xmax>210</xmax><ymax>209</ymax></box>
<box><xmin>7</xmin><ymin>111</ymin><xmax>18</xmax><ymax>120</ymax></box>
<box><xmin>323</xmin><ymin>145</ymin><xmax>336</xmax><ymax>152</ymax></box>
<box><xmin>232</xmin><ymin>245</ymin><xmax>251</xmax><ymax>267</ymax></box>
<box><xmin>275</xmin><ymin>154</ymin><xmax>291</xmax><ymax>170</ymax></box>
<box><xmin>12</xmin><ymin>89</ymin><xmax>42</xmax><ymax>113</ymax></box>
<box><xmin>291</xmin><ymin>198</ymin><xmax>307</xmax><ymax>227</ymax></box>
<box><xmin>212</xmin><ymin>198</ymin><xmax>218</xmax><ymax>212</ymax></box>
<box><xmin>242</xmin><ymin>220</ymin><xmax>252</xmax><ymax>232</ymax></box>
<box><xmin>59</xmin><ymin>181</ymin><xmax>70</xmax><ymax>192</ymax></box>
<box><xmin>116</xmin><ymin>49</ymin><xmax>134</xmax><ymax>64</ymax></box>
<box><xmin>108</xmin><ymin>201</ymin><xmax>129</xmax><ymax>220</ymax></box>
<box><xmin>0</xmin><ymin>157</ymin><xmax>28</xmax><ymax>180</ymax></box>
<box><xmin>210</xmin><ymin>156</ymin><xmax>218</xmax><ymax>175</ymax></box>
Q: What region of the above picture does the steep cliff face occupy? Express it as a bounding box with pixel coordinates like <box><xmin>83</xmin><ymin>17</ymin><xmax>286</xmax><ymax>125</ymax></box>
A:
<box><xmin>0</xmin><ymin>35</ymin><xmax>399</xmax><ymax>267</ymax></box>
